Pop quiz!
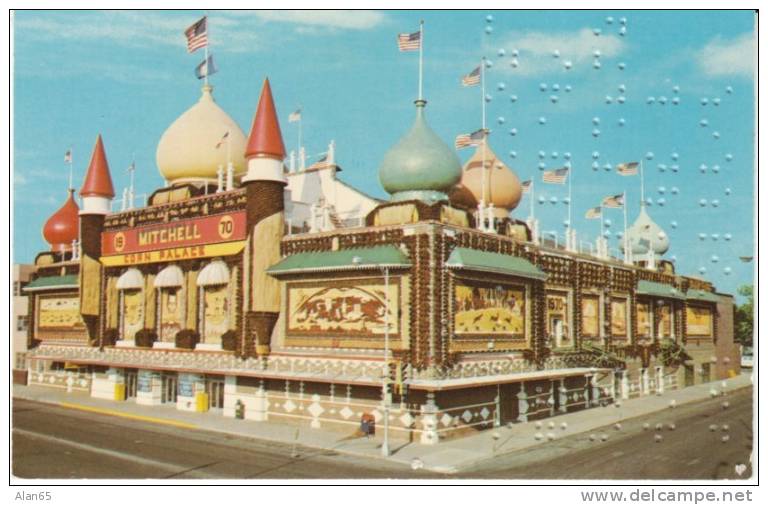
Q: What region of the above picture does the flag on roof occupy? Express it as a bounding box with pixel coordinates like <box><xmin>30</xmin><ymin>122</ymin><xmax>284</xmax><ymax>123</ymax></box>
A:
<box><xmin>454</xmin><ymin>129</ymin><xmax>485</xmax><ymax>149</ymax></box>
<box><xmin>739</xmin><ymin>256</ymin><xmax>753</xmax><ymax>263</ymax></box>
<box><xmin>308</xmin><ymin>154</ymin><xmax>331</xmax><ymax>170</ymax></box>
<box><xmin>64</xmin><ymin>149</ymin><xmax>72</xmax><ymax>163</ymax></box>
<box><xmin>397</xmin><ymin>30</ymin><xmax>421</xmax><ymax>51</ymax></box>
<box><xmin>585</xmin><ymin>206</ymin><xmax>602</xmax><ymax>219</ymax></box>
<box><xmin>184</xmin><ymin>16</ymin><xmax>208</xmax><ymax>53</ymax></box>
<box><xmin>461</xmin><ymin>66</ymin><xmax>481</xmax><ymax>87</ymax></box>
<box><xmin>602</xmin><ymin>193</ymin><xmax>624</xmax><ymax>208</ymax></box>
<box><xmin>521</xmin><ymin>180</ymin><xmax>532</xmax><ymax>193</ymax></box>
<box><xmin>542</xmin><ymin>167</ymin><xmax>569</xmax><ymax>184</ymax></box>
<box><xmin>616</xmin><ymin>161</ymin><xmax>639</xmax><ymax>176</ymax></box>
<box><xmin>194</xmin><ymin>54</ymin><xmax>217</xmax><ymax>80</ymax></box>
<box><xmin>288</xmin><ymin>109</ymin><xmax>302</xmax><ymax>123</ymax></box>
<box><xmin>215</xmin><ymin>131</ymin><xmax>229</xmax><ymax>149</ymax></box>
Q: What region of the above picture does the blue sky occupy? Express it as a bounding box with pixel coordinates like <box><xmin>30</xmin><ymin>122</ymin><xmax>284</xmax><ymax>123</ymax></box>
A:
<box><xmin>12</xmin><ymin>10</ymin><xmax>755</xmax><ymax>298</ymax></box>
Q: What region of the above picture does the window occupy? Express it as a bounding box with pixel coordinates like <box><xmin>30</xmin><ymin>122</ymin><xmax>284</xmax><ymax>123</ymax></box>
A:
<box><xmin>16</xmin><ymin>315</ymin><xmax>29</xmax><ymax>332</ymax></box>
<box><xmin>547</xmin><ymin>291</ymin><xmax>572</xmax><ymax>348</ymax></box>
<box><xmin>14</xmin><ymin>353</ymin><xmax>26</xmax><ymax>370</ymax></box>
<box><xmin>637</xmin><ymin>300</ymin><xmax>652</xmax><ymax>339</ymax></box>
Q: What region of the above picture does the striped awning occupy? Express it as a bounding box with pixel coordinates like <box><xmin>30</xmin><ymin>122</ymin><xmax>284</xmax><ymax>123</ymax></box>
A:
<box><xmin>154</xmin><ymin>265</ymin><xmax>184</xmax><ymax>288</ymax></box>
<box><xmin>116</xmin><ymin>268</ymin><xmax>143</xmax><ymax>290</ymax></box>
<box><xmin>197</xmin><ymin>260</ymin><xmax>229</xmax><ymax>286</ymax></box>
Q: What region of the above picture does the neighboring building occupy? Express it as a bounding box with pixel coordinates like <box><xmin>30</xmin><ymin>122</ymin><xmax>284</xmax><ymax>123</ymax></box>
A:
<box><xmin>22</xmin><ymin>76</ymin><xmax>739</xmax><ymax>444</ymax></box>
<box><xmin>13</xmin><ymin>263</ymin><xmax>35</xmax><ymax>384</ymax></box>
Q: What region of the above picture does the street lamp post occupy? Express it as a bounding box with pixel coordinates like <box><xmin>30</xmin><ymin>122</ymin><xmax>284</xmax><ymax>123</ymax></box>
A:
<box><xmin>352</xmin><ymin>256</ymin><xmax>391</xmax><ymax>457</ymax></box>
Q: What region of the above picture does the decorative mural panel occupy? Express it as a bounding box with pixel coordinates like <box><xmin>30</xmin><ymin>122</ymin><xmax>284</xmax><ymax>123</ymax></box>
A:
<box><xmin>454</xmin><ymin>282</ymin><xmax>526</xmax><ymax>338</ymax></box>
<box><xmin>203</xmin><ymin>285</ymin><xmax>229</xmax><ymax>343</ymax></box>
<box><xmin>547</xmin><ymin>291</ymin><xmax>572</xmax><ymax>348</ymax></box>
<box><xmin>38</xmin><ymin>295</ymin><xmax>85</xmax><ymax>330</ymax></box>
<box><xmin>611</xmin><ymin>298</ymin><xmax>628</xmax><ymax>338</ymax></box>
<box><xmin>581</xmin><ymin>295</ymin><xmax>600</xmax><ymax>338</ymax></box>
<box><xmin>122</xmin><ymin>289</ymin><xmax>144</xmax><ymax>339</ymax></box>
<box><xmin>287</xmin><ymin>279</ymin><xmax>400</xmax><ymax>338</ymax></box>
<box><xmin>659</xmin><ymin>303</ymin><xmax>673</xmax><ymax>338</ymax></box>
<box><xmin>159</xmin><ymin>288</ymin><xmax>183</xmax><ymax>341</ymax></box>
<box><xmin>637</xmin><ymin>301</ymin><xmax>651</xmax><ymax>338</ymax></box>
<box><xmin>686</xmin><ymin>305</ymin><xmax>713</xmax><ymax>336</ymax></box>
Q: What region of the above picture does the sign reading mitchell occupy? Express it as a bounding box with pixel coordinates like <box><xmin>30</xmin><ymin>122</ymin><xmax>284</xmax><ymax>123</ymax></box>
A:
<box><xmin>100</xmin><ymin>211</ymin><xmax>247</xmax><ymax>266</ymax></box>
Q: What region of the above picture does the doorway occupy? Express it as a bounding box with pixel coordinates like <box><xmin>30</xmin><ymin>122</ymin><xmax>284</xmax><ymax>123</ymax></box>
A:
<box><xmin>205</xmin><ymin>377</ymin><xmax>225</xmax><ymax>410</ymax></box>
<box><xmin>162</xmin><ymin>373</ymin><xmax>178</xmax><ymax>404</ymax></box>
<box><xmin>125</xmin><ymin>369</ymin><xmax>138</xmax><ymax>399</ymax></box>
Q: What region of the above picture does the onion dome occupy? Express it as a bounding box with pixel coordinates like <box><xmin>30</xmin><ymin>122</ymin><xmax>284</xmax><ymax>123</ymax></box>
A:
<box><xmin>378</xmin><ymin>100</ymin><xmax>462</xmax><ymax>203</ymax></box>
<box><xmin>620</xmin><ymin>206</ymin><xmax>670</xmax><ymax>256</ymax></box>
<box><xmin>156</xmin><ymin>85</ymin><xmax>247</xmax><ymax>184</ymax></box>
<box><xmin>450</xmin><ymin>140</ymin><xmax>522</xmax><ymax>217</ymax></box>
<box><xmin>245</xmin><ymin>78</ymin><xmax>285</xmax><ymax>160</ymax></box>
<box><xmin>80</xmin><ymin>134</ymin><xmax>115</xmax><ymax>198</ymax></box>
<box><xmin>43</xmin><ymin>189</ymin><xmax>80</xmax><ymax>251</ymax></box>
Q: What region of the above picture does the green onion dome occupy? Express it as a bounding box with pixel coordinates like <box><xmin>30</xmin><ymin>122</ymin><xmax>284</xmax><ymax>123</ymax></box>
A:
<box><xmin>378</xmin><ymin>100</ymin><xmax>462</xmax><ymax>203</ymax></box>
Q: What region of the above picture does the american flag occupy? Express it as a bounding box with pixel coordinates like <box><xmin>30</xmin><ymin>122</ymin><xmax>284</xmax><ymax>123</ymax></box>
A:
<box><xmin>616</xmin><ymin>161</ymin><xmax>639</xmax><ymax>176</ymax></box>
<box><xmin>288</xmin><ymin>109</ymin><xmax>302</xmax><ymax>123</ymax></box>
<box><xmin>215</xmin><ymin>131</ymin><xmax>229</xmax><ymax>149</ymax></box>
<box><xmin>454</xmin><ymin>129</ymin><xmax>485</xmax><ymax>149</ymax></box>
<box><xmin>542</xmin><ymin>167</ymin><xmax>569</xmax><ymax>184</ymax></box>
<box><xmin>64</xmin><ymin>149</ymin><xmax>72</xmax><ymax>163</ymax></box>
<box><xmin>602</xmin><ymin>193</ymin><xmax>624</xmax><ymax>208</ymax></box>
<box><xmin>184</xmin><ymin>16</ymin><xmax>208</xmax><ymax>53</ymax></box>
<box><xmin>308</xmin><ymin>154</ymin><xmax>331</xmax><ymax>170</ymax></box>
<box><xmin>461</xmin><ymin>66</ymin><xmax>481</xmax><ymax>87</ymax></box>
<box><xmin>585</xmin><ymin>206</ymin><xmax>602</xmax><ymax>219</ymax></box>
<box><xmin>397</xmin><ymin>30</ymin><xmax>421</xmax><ymax>51</ymax></box>
<box><xmin>521</xmin><ymin>180</ymin><xmax>532</xmax><ymax>193</ymax></box>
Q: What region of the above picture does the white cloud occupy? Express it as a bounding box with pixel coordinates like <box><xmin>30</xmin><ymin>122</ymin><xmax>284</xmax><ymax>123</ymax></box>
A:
<box><xmin>696</xmin><ymin>32</ymin><xmax>754</xmax><ymax>78</ymax></box>
<box><xmin>489</xmin><ymin>28</ymin><xmax>626</xmax><ymax>76</ymax></box>
<box><xmin>229</xmin><ymin>10</ymin><xmax>386</xmax><ymax>30</ymax></box>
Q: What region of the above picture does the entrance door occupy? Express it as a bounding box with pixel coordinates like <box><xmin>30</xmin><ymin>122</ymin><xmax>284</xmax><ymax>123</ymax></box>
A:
<box><xmin>125</xmin><ymin>369</ymin><xmax>138</xmax><ymax>399</ymax></box>
<box><xmin>162</xmin><ymin>374</ymin><xmax>178</xmax><ymax>404</ymax></box>
<box><xmin>684</xmin><ymin>365</ymin><xmax>695</xmax><ymax>387</ymax></box>
<box><xmin>206</xmin><ymin>378</ymin><xmax>225</xmax><ymax>410</ymax></box>
<box><xmin>701</xmin><ymin>363</ymin><xmax>712</xmax><ymax>383</ymax></box>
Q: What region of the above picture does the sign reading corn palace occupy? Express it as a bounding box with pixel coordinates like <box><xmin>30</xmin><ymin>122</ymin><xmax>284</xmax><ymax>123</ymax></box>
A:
<box><xmin>23</xmin><ymin>44</ymin><xmax>739</xmax><ymax>446</ymax></box>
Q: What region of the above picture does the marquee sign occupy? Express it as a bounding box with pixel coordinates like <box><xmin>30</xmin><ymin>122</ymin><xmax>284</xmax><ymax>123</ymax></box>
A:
<box><xmin>101</xmin><ymin>211</ymin><xmax>247</xmax><ymax>266</ymax></box>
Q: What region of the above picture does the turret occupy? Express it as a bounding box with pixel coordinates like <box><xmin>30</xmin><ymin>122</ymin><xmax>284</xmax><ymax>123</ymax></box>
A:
<box><xmin>242</xmin><ymin>78</ymin><xmax>286</xmax><ymax>358</ymax></box>
<box><xmin>79</xmin><ymin>134</ymin><xmax>115</xmax><ymax>215</ymax></box>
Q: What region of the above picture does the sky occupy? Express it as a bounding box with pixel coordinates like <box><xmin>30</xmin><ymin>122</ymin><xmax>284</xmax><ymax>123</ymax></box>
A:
<box><xmin>12</xmin><ymin>9</ymin><xmax>756</xmax><ymax>299</ymax></box>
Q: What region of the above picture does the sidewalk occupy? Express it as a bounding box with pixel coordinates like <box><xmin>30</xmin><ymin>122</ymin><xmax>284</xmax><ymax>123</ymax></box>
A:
<box><xmin>13</xmin><ymin>373</ymin><xmax>752</xmax><ymax>474</ymax></box>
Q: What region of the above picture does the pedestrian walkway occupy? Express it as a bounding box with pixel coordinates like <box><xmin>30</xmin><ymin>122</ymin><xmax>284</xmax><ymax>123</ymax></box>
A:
<box><xmin>13</xmin><ymin>373</ymin><xmax>752</xmax><ymax>474</ymax></box>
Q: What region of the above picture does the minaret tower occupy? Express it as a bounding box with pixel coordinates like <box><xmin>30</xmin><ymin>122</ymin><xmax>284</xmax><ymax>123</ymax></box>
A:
<box><xmin>78</xmin><ymin>134</ymin><xmax>115</xmax><ymax>346</ymax></box>
<box><xmin>242</xmin><ymin>78</ymin><xmax>286</xmax><ymax>358</ymax></box>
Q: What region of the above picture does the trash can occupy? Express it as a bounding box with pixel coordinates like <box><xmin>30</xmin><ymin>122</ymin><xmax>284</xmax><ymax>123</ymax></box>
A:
<box><xmin>360</xmin><ymin>413</ymin><xmax>375</xmax><ymax>437</ymax></box>
<box><xmin>235</xmin><ymin>399</ymin><xmax>245</xmax><ymax>419</ymax></box>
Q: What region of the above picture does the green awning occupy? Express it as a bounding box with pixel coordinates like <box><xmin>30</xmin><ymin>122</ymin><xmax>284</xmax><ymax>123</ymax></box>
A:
<box><xmin>267</xmin><ymin>245</ymin><xmax>411</xmax><ymax>276</ymax></box>
<box><xmin>636</xmin><ymin>280</ymin><xmax>685</xmax><ymax>300</ymax></box>
<box><xmin>445</xmin><ymin>247</ymin><xmax>547</xmax><ymax>281</ymax></box>
<box><xmin>686</xmin><ymin>289</ymin><xmax>721</xmax><ymax>303</ymax></box>
<box><xmin>23</xmin><ymin>274</ymin><xmax>78</xmax><ymax>292</ymax></box>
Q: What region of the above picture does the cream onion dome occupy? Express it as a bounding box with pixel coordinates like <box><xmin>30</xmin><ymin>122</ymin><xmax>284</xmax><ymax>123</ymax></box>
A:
<box><xmin>157</xmin><ymin>84</ymin><xmax>247</xmax><ymax>184</ymax></box>
<box><xmin>620</xmin><ymin>206</ymin><xmax>670</xmax><ymax>256</ymax></box>
<box><xmin>449</xmin><ymin>140</ymin><xmax>522</xmax><ymax>217</ymax></box>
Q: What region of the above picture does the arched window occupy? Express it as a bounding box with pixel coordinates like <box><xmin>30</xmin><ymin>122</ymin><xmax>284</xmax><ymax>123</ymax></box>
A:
<box><xmin>196</xmin><ymin>260</ymin><xmax>230</xmax><ymax>345</ymax></box>
<box><xmin>155</xmin><ymin>265</ymin><xmax>184</xmax><ymax>342</ymax></box>
<box><xmin>116</xmin><ymin>268</ymin><xmax>144</xmax><ymax>341</ymax></box>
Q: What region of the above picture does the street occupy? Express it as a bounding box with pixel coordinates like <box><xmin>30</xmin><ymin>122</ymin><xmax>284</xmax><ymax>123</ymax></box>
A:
<box><xmin>12</xmin><ymin>386</ymin><xmax>753</xmax><ymax>480</ymax></box>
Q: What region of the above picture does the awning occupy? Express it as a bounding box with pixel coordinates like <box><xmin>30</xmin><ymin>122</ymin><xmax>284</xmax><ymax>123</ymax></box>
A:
<box><xmin>154</xmin><ymin>265</ymin><xmax>184</xmax><ymax>288</ymax></box>
<box><xmin>636</xmin><ymin>280</ymin><xmax>685</xmax><ymax>300</ymax></box>
<box><xmin>116</xmin><ymin>268</ymin><xmax>143</xmax><ymax>290</ymax></box>
<box><xmin>445</xmin><ymin>247</ymin><xmax>547</xmax><ymax>281</ymax></box>
<box><xmin>267</xmin><ymin>245</ymin><xmax>411</xmax><ymax>276</ymax></box>
<box><xmin>23</xmin><ymin>274</ymin><xmax>78</xmax><ymax>292</ymax></box>
<box><xmin>686</xmin><ymin>289</ymin><xmax>721</xmax><ymax>303</ymax></box>
<box><xmin>197</xmin><ymin>260</ymin><xmax>230</xmax><ymax>286</ymax></box>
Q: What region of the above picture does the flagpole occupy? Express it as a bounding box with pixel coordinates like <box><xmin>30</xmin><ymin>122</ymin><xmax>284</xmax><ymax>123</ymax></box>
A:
<box><xmin>480</xmin><ymin>57</ymin><xmax>486</xmax><ymax>131</ymax></box>
<box><xmin>530</xmin><ymin>180</ymin><xmax>535</xmax><ymax>221</ymax></box>
<box><xmin>298</xmin><ymin>108</ymin><xmax>303</xmax><ymax>154</ymax></box>
<box><xmin>640</xmin><ymin>159</ymin><xmax>645</xmax><ymax>207</ymax></box>
<box><xmin>418</xmin><ymin>20</ymin><xmax>424</xmax><ymax>101</ymax></box>
<box><xmin>204</xmin><ymin>13</ymin><xmax>210</xmax><ymax>87</ymax></box>
<box><xmin>67</xmin><ymin>147</ymin><xmax>73</xmax><ymax>191</ymax></box>
<box><xmin>623</xmin><ymin>190</ymin><xmax>630</xmax><ymax>264</ymax></box>
<box><xmin>568</xmin><ymin>166</ymin><xmax>573</xmax><ymax>249</ymax></box>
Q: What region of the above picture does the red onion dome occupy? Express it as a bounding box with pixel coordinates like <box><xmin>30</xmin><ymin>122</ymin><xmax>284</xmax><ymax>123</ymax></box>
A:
<box><xmin>42</xmin><ymin>189</ymin><xmax>80</xmax><ymax>251</ymax></box>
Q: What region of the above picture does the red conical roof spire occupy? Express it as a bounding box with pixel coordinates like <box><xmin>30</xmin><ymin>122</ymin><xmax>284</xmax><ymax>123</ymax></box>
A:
<box><xmin>245</xmin><ymin>78</ymin><xmax>286</xmax><ymax>160</ymax></box>
<box><xmin>80</xmin><ymin>134</ymin><xmax>115</xmax><ymax>198</ymax></box>
<box><xmin>43</xmin><ymin>189</ymin><xmax>80</xmax><ymax>251</ymax></box>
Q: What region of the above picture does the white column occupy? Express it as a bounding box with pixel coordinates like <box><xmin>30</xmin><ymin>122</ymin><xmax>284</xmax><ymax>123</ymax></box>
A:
<box><xmin>419</xmin><ymin>392</ymin><xmax>439</xmax><ymax>445</ymax></box>
<box><xmin>216</xmin><ymin>165</ymin><xmax>224</xmax><ymax>193</ymax></box>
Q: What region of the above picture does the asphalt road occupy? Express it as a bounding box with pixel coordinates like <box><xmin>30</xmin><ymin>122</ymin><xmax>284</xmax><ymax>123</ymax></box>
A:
<box><xmin>12</xmin><ymin>386</ymin><xmax>753</xmax><ymax>480</ymax></box>
<box><xmin>462</xmin><ymin>386</ymin><xmax>754</xmax><ymax>479</ymax></box>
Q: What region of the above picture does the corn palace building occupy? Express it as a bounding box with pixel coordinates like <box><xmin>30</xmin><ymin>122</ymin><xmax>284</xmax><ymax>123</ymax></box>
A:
<box><xmin>23</xmin><ymin>76</ymin><xmax>739</xmax><ymax>444</ymax></box>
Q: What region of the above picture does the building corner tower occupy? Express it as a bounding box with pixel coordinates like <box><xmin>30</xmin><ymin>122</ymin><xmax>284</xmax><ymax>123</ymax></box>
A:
<box><xmin>242</xmin><ymin>78</ymin><xmax>287</xmax><ymax>358</ymax></box>
<box><xmin>78</xmin><ymin>134</ymin><xmax>115</xmax><ymax>347</ymax></box>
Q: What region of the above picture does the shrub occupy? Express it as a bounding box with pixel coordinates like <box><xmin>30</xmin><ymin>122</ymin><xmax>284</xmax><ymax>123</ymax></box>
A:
<box><xmin>135</xmin><ymin>329</ymin><xmax>158</xmax><ymax>348</ymax></box>
<box><xmin>103</xmin><ymin>328</ymin><xmax>119</xmax><ymax>346</ymax></box>
<box><xmin>175</xmin><ymin>329</ymin><xmax>200</xmax><ymax>349</ymax></box>
<box><xmin>221</xmin><ymin>330</ymin><xmax>238</xmax><ymax>351</ymax></box>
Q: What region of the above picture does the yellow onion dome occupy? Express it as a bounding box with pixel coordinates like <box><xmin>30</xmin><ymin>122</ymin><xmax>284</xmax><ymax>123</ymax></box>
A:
<box><xmin>156</xmin><ymin>84</ymin><xmax>247</xmax><ymax>184</ymax></box>
<box><xmin>450</xmin><ymin>140</ymin><xmax>522</xmax><ymax>217</ymax></box>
